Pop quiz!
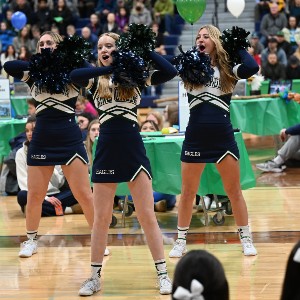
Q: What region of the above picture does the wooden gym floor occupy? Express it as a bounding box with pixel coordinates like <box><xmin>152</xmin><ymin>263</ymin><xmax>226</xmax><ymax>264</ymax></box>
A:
<box><xmin>0</xmin><ymin>135</ymin><xmax>299</xmax><ymax>300</ymax></box>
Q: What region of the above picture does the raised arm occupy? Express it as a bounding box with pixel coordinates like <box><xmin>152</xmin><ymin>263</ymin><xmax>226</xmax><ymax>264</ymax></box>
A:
<box><xmin>4</xmin><ymin>60</ymin><xmax>29</xmax><ymax>79</ymax></box>
<box><xmin>149</xmin><ymin>51</ymin><xmax>177</xmax><ymax>85</ymax></box>
<box><xmin>70</xmin><ymin>66</ymin><xmax>114</xmax><ymax>87</ymax></box>
<box><xmin>233</xmin><ymin>49</ymin><xmax>259</xmax><ymax>79</ymax></box>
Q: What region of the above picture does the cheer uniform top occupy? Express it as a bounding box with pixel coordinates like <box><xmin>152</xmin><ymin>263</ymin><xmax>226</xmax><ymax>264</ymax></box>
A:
<box><xmin>181</xmin><ymin>49</ymin><xmax>259</xmax><ymax>164</ymax></box>
<box><xmin>70</xmin><ymin>51</ymin><xmax>177</xmax><ymax>183</ymax></box>
<box><xmin>3</xmin><ymin>61</ymin><xmax>88</xmax><ymax>166</ymax></box>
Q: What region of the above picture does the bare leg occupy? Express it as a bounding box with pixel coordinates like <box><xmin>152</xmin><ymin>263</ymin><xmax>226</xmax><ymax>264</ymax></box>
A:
<box><xmin>178</xmin><ymin>162</ymin><xmax>206</xmax><ymax>227</ymax></box>
<box><xmin>215</xmin><ymin>155</ymin><xmax>248</xmax><ymax>226</ymax></box>
<box><xmin>26</xmin><ymin>165</ymin><xmax>54</xmax><ymax>231</ymax></box>
<box><xmin>62</xmin><ymin>160</ymin><xmax>94</xmax><ymax>229</ymax></box>
<box><xmin>91</xmin><ymin>182</ymin><xmax>116</xmax><ymax>262</ymax></box>
<box><xmin>128</xmin><ymin>172</ymin><xmax>164</xmax><ymax>260</ymax></box>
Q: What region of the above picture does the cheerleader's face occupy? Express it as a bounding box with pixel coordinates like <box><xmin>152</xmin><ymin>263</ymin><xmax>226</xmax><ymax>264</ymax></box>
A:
<box><xmin>98</xmin><ymin>35</ymin><xmax>116</xmax><ymax>66</ymax></box>
<box><xmin>25</xmin><ymin>122</ymin><xmax>35</xmax><ymax>142</ymax></box>
<box><xmin>89</xmin><ymin>123</ymin><xmax>100</xmax><ymax>142</ymax></box>
<box><xmin>38</xmin><ymin>34</ymin><xmax>57</xmax><ymax>53</ymax></box>
<box><xmin>195</xmin><ymin>28</ymin><xmax>215</xmax><ymax>55</ymax></box>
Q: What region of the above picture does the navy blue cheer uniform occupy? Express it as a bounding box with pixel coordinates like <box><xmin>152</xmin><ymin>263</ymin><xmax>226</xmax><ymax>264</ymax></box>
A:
<box><xmin>181</xmin><ymin>49</ymin><xmax>259</xmax><ymax>164</ymax></box>
<box><xmin>4</xmin><ymin>61</ymin><xmax>88</xmax><ymax>166</ymax></box>
<box><xmin>70</xmin><ymin>51</ymin><xmax>177</xmax><ymax>183</ymax></box>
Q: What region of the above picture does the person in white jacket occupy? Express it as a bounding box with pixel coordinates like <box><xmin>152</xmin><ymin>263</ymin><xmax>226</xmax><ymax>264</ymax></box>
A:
<box><xmin>16</xmin><ymin>115</ymin><xmax>81</xmax><ymax>216</ymax></box>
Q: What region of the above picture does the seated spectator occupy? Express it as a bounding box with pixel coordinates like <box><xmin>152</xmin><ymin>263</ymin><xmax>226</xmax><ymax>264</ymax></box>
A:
<box><xmin>51</xmin><ymin>0</ymin><xmax>74</xmax><ymax>37</ymax></box>
<box><xmin>84</xmin><ymin>119</ymin><xmax>100</xmax><ymax>171</ymax></box>
<box><xmin>87</xmin><ymin>13</ymin><xmax>102</xmax><ymax>37</ymax></box>
<box><xmin>153</xmin><ymin>0</ymin><xmax>174</xmax><ymax>35</ymax></box>
<box><xmin>102</xmin><ymin>12</ymin><xmax>120</xmax><ymax>34</ymax></box>
<box><xmin>129</xmin><ymin>1</ymin><xmax>152</xmax><ymax>26</ymax></box>
<box><xmin>261</xmin><ymin>52</ymin><xmax>286</xmax><ymax>81</ymax></box>
<box><xmin>0</xmin><ymin>21</ymin><xmax>15</xmax><ymax>52</ymax></box>
<box><xmin>26</xmin><ymin>98</ymin><xmax>36</xmax><ymax>116</ymax></box>
<box><xmin>77</xmin><ymin>0</ymin><xmax>95</xmax><ymax>18</ymax></box>
<box><xmin>66</xmin><ymin>24</ymin><xmax>77</xmax><ymax>37</ymax></box>
<box><xmin>254</xmin><ymin>0</ymin><xmax>271</xmax><ymax>32</ymax></box>
<box><xmin>18</xmin><ymin>45</ymin><xmax>32</xmax><ymax>61</ymax></box>
<box><xmin>260</xmin><ymin>2</ymin><xmax>287</xmax><ymax>46</ymax></box>
<box><xmin>152</xmin><ymin>22</ymin><xmax>166</xmax><ymax>55</ymax></box>
<box><xmin>286</xmin><ymin>55</ymin><xmax>300</xmax><ymax>79</ymax></box>
<box><xmin>163</xmin><ymin>102</ymin><xmax>178</xmax><ymax>127</ymax></box>
<box><xmin>140</xmin><ymin>119</ymin><xmax>159</xmax><ymax>132</ymax></box>
<box><xmin>77</xmin><ymin>111</ymin><xmax>97</xmax><ymax>141</ymax></box>
<box><xmin>256</xmin><ymin>123</ymin><xmax>300</xmax><ymax>172</ymax></box>
<box><xmin>146</xmin><ymin>110</ymin><xmax>164</xmax><ymax>130</ymax></box>
<box><xmin>12</xmin><ymin>25</ymin><xmax>33</xmax><ymax>55</ymax></box>
<box><xmin>16</xmin><ymin>116</ymin><xmax>82</xmax><ymax>216</ymax></box>
<box><xmin>280</xmin><ymin>240</ymin><xmax>300</xmax><ymax>300</ymax></box>
<box><xmin>80</xmin><ymin>26</ymin><xmax>98</xmax><ymax>61</ymax></box>
<box><xmin>10</xmin><ymin>0</ymin><xmax>34</xmax><ymax>25</ymax></box>
<box><xmin>76</xmin><ymin>95</ymin><xmax>98</xmax><ymax>117</ymax></box>
<box><xmin>282</xmin><ymin>15</ymin><xmax>300</xmax><ymax>52</ymax></box>
<box><xmin>30</xmin><ymin>24</ymin><xmax>41</xmax><ymax>54</ymax></box>
<box><xmin>288</xmin><ymin>0</ymin><xmax>300</xmax><ymax>24</ymax></box>
<box><xmin>172</xmin><ymin>249</ymin><xmax>229</xmax><ymax>300</ymax></box>
<box><xmin>115</xmin><ymin>7</ymin><xmax>129</xmax><ymax>32</ymax></box>
<box><xmin>0</xmin><ymin>45</ymin><xmax>17</xmax><ymax>83</ymax></box>
<box><xmin>276</xmin><ymin>30</ymin><xmax>294</xmax><ymax>58</ymax></box>
<box><xmin>95</xmin><ymin>0</ymin><xmax>117</xmax><ymax>24</ymax></box>
<box><xmin>261</xmin><ymin>37</ymin><xmax>288</xmax><ymax>67</ymax></box>
<box><xmin>33</xmin><ymin>0</ymin><xmax>52</xmax><ymax>33</ymax></box>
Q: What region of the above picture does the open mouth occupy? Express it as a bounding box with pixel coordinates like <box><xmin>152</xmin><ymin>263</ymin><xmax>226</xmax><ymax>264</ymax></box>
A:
<box><xmin>102</xmin><ymin>55</ymin><xmax>110</xmax><ymax>61</ymax></box>
<box><xmin>199</xmin><ymin>45</ymin><xmax>205</xmax><ymax>51</ymax></box>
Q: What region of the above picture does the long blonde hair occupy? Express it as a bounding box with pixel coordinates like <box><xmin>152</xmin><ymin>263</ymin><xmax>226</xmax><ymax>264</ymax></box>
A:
<box><xmin>97</xmin><ymin>32</ymin><xmax>136</xmax><ymax>100</ymax></box>
<box><xmin>197</xmin><ymin>25</ymin><xmax>236</xmax><ymax>93</ymax></box>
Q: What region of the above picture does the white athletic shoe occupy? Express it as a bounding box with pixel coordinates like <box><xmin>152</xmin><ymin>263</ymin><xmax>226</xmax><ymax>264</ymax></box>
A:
<box><xmin>241</xmin><ymin>237</ymin><xmax>257</xmax><ymax>256</ymax></box>
<box><xmin>104</xmin><ymin>247</ymin><xmax>110</xmax><ymax>256</ymax></box>
<box><xmin>158</xmin><ymin>275</ymin><xmax>172</xmax><ymax>295</ymax></box>
<box><xmin>169</xmin><ymin>239</ymin><xmax>187</xmax><ymax>258</ymax></box>
<box><xmin>78</xmin><ymin>277</ymin><xmax>100</xmax><ymax>296</ymax></box>
<box><xmin>256</xmin><ymin>160</ymin><xmax>286</xmax><ymax>173</ymax></box>
<box><xmin>19</xmin><ymin>239</ymin><xmax>37</xmax><ymax>258</ymax></box>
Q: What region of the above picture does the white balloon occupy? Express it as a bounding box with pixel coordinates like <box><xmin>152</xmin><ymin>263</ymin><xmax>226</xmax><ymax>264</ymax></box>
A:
<box><xmin>227</xmin><ymin>0</ymin><xmax>245</xmax><ymax>18</ymax></box>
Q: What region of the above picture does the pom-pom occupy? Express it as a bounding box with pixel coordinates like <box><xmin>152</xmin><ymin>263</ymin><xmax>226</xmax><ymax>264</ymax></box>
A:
<box><xmin>111</xmin><ymin>50</ymin><xmax>149</xmax><ymax>89</ymax></box>
<box><xmin>116</xmin><ymin>23</ymin><xmax>156</xmax><ymax>64</ymax></box>
<box><xmin>28</xmin><ymin>35</ymin><xmax>93</xmax><ymax>94</ymax></box>
<box><xmin>221</xmin><ymin>26</ymin><xmax>250</xmax><ymax>67</ymax></box>
<box><xmin>173</xmin><ymin>45</ymin><xmax>214</xmax><ymax>90</ymax></box>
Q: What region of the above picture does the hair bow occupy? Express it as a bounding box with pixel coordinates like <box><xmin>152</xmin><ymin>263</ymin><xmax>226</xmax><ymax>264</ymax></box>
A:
<box><xmin>173</xmin><ymin>279</ymin><xmax>205</xmax><ymax>300</ymax></box>
<box><xmin>293</xmin><ymin>248</ymin><xmax>300</xmax><ymax>263</ymax></box>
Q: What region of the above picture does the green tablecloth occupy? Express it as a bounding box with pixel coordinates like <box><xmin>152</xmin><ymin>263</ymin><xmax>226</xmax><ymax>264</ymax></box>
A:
<box><xmin>230</xmin><ymin>97</ymin><xmax>300</xmax><ymax>136</ymax></box>
<box><xmin>11</xmin><ymin>96</ymin><xmax>29</xmax><ymax>116</ymax></box>
<box><xmin>0</xmin><ymin>119</ymin><xmax>26</xmax><ymax>159</ymax></box>
<box><xmin>105</xmin><ymin>132</ymin><xmax>255</xmax><ymax>196</ymax></box>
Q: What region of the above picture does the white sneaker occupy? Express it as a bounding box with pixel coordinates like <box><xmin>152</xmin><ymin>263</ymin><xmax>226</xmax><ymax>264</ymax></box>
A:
<box><xmin>19</xmin><ymin>239</ymin><xmax>38</xmax><ymax>258</ymax></box>
<box><xmin>78</xmin><ymin>277</ymin><xmax>100</xmax><ymax>296</ymax></box>
<box><xmin>158</xmin><ymin>275</ymin><xmax>172</xmax><ymax>295</ymax></box>
<box><xmin>256</xmin><ymin>160</ymin><xmax>286</xmax><ymax>173</ymax></box>
<box><xmin>104</xmin><ymin>247</ymin><xmax>110</xmax><ymax>256</ymax></box>
<box><xmin>169</xmin><ymin>239</ymin><xmax>187</xmax><ymax>258</ymax></box>
<box><xmin>241</xmin><ymin>237</ymin><xmax>257</xmax><ymax>256</ymax></box>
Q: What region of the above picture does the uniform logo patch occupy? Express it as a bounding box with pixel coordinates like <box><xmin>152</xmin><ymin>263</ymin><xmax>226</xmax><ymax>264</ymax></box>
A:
<box><xmin>96</xmin><ymin>169</ymin><xmax>115</xmax><ymax>175</ymax></box>
<box><xmin>185</xmin><ymin>151</ymin><xmax>200</xmax><ymax>157</ymax></box>
<box><xmin>31</xmin><ymin>154</ymin><xmax>47</xmax><ymax>159</ymax></box>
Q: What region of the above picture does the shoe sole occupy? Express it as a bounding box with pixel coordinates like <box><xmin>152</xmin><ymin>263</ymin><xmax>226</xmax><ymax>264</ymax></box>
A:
<box><xmin>160</xmin><ymin>289</ymin><xmax>172</xmax><ymax>295</ymax></box>
<box><xmin>256</xmin><ymin>166</ymin><xmax>283</xmax><ymax>173</ymax></box>
<box><xmin>78</xmin><ymin>288</ymin><xmax>100</xmax><ymax>296</ymax></box>
<box><xmin>169</xmin><ymin>250</ymin><xmax>187</xmax><ymax>258</ymax></box>
<box><xmin>19</xmin><ymin>250</ymin><xmax>37</xmax><ymax>258</ymax></box>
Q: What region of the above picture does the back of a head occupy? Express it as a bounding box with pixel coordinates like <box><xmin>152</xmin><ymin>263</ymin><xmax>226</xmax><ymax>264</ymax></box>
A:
<box><xmin>281</xmin><ymin>241</ymin><xmax>300</xmax><ymax>300</ymax></box>
<box><xmin>172</xmin><ymin>250</ymin><xmax>229</xmax><ymax>300</ymax></box>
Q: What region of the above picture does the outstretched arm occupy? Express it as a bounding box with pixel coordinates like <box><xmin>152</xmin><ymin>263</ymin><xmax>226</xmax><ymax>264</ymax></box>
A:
<box><xmin>70</xmin><ymin>66</ymin><xmax>114</xmax><ymax>87</ymax></box>
<box><xmin>149</xmin><ymin>51</ymin><xmax>177</xmax><ymax>85</ymax></box>
<box><xmin>4</xmin><ymin>60</ymin><xmax>29</xmax><ymax>79</ymax></box>
<box><xmin>233</xmin><ymin>49</ymin><xmax>259</xmax><ymax>79</ymax></box>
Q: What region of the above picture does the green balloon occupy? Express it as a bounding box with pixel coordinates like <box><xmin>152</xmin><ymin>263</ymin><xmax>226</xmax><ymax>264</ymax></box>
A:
<box><xmin>176</xmin><ymin>0</ymin><xmax>206</xmax><ymax>24</ymax></box>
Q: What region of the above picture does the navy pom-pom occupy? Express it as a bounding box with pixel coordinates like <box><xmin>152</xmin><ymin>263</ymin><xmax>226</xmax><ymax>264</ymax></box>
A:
<box><xmin>173</xmin><ymin>45</ymin><xmax>214</xmax><ymax>90</ymax></box>
<box><xmin>221</xmin><ymin>26</ymin><xmax>250</xmax><ymax>67</ymax></box>
<box><xmin>111</xmin><ymin>50</ymin><xmax>149</xmax><ymax>88</ymax></box>
<box><xmin>28</xmin><ymin>35</ymin><xmax>93</xmax><ymax>94</ymax></box>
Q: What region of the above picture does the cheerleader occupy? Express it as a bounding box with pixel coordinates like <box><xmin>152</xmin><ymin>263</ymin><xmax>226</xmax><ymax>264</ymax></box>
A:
<box><xmin>4</xmin><ymin>31</ymin><xmax>110</xmax><ymax>258</ymax></box>
<box><xmin>168</xmin><ymin>25</ymin><xmax>259</xmax><ymax>258</ymax></box>
<box><xmin>70</xmin><ymin>32</ymin><xmax>177</xmax><ymax>296</ymax></box>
